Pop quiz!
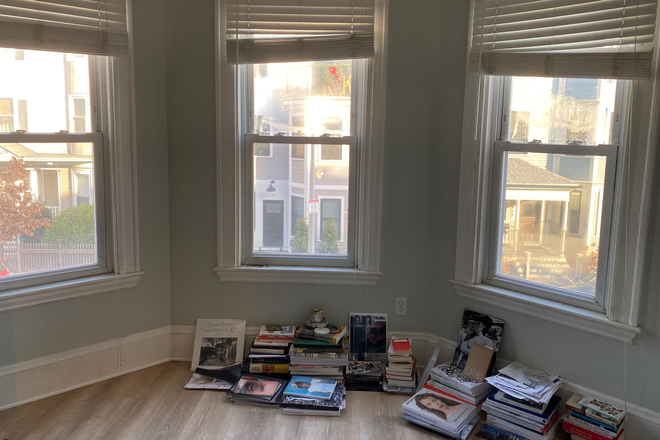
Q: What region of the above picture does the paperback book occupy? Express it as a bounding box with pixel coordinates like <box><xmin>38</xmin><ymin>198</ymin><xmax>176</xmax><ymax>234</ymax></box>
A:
<box><xmin>227</xmin><ymin>375</ymin><xmax>287</xmax><ymax>402</ymax></box>
<box><xmin>184</xmin><ymin>365</ymin><xmax>242</xmax><ymax>390</ymax></box>
<box><xmin>296</xmin><ymin>324</ymin><xmax>347</xmax><ymax>344</ymax></box>
<box><xmin>191</xmin><ymin>319</ymin><xmax>246</xmax><ymax>371</ymax></box>
<box><xmin>451</xmin><ymin>310</ymin><xmax>505</xmax><ymax>375</ymax></box>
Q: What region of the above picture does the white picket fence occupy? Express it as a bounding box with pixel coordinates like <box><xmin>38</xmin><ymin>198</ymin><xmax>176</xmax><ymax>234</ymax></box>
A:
<box><xmin>0</xmin><ymin>241</ymin><xmax>95</xmax><ymax>275</ymax></box>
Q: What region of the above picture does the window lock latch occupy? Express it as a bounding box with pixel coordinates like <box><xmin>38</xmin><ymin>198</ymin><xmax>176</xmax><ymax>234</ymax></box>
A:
<box><xmin>15</xmin><ymin>129</ymin><xmax>26</xmax><ymax>133</ymax></box>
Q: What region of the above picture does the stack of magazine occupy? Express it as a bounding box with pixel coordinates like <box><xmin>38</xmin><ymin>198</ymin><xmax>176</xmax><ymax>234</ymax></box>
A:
<box><xmin>227</xmin><ymin>375</ymin><xmax>287</xmax><ymax>408</ymax></box>
<box><xmin>483</xmin><ymin>361</ymin><xmax>564</xmax><ymax>440</ymax></box>
<box><xmin>345</xmin><ymin>361</ymin><xmax>383</xmax><ymax>391</ymax></box>
<box><xmin>563</xmin><ymin>392</ymin><xmax>626</xmax><ymax>440</ymax></box>
<box><xmin>248</xmin><ymin>325</ymin><xmax>294</xmax><ymax>374</ymax></box>
<box><xmin>289</xmin><ymin>337</ymin><xmax>349</xmax><ymax>379</ymax></box>
<box><xmin>426</xmin><ymin>362</ymin><xmax>494</xmax><ymax>405</ymax></box>
<box><xmin>401</xmin><ymin>387</ymin><xmax>480</xmax><ymax>440</ymax></box>
<box><xmin>281</xmin><ymin>376</ymin><xmax>345</xmax><ymax>416</ymax></box>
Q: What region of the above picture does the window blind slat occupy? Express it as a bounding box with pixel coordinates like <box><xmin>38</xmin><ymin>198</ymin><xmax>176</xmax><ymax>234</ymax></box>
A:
<box><xmin>474</xmin><ymin>5</ymin><xmax>657</xmax><ymax>35</ymax></box>
<box><xmin>226</xmin><ymin>34</ymin><xmax>373</xmax><ymax>64</ymax></box>
<box><xmin>470</xmin><ymin>0</ymin><xmax>659</xmax><ymax>78</ymax></box>
<box><xmin>226</xmin><ymin>0</ymin><xmax>374</xmax><ymax>63</ymax></box>
<box><xmin>0</xmin><ymin>0</ymin><xmax>128</xmax><ymax>56</ymax></box>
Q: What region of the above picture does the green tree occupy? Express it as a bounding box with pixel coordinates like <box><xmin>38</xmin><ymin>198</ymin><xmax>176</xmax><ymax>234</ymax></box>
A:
<box><xmin>319</xmin><ymin>216</ymin><xmax>339</xmax><ymax>254</ymax></box>
<box><xmin>42</xmin><ymin>203</ymin><xmax>94</xmax><ymax>246</ymax></box>
<box><xmin>291</xmin><ymin>217</ymin><xmax>309</xmax><ymax>253</ymax></box>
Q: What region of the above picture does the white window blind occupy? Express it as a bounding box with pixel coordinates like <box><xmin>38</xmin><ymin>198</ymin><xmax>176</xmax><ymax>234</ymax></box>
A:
<box><xmin>225</xmin><ymin>0</ymin><xmax>375</xmax><ymax>64</ymax></box>
<box><xmin>470</xmin><ymin>0</ymin><xmax>659</xmax><ymax>78</ymax></box>
<box><xmin>0</xmin><ymin>0</ymin><xmax>129</xmax><ymax>56</ymax></box>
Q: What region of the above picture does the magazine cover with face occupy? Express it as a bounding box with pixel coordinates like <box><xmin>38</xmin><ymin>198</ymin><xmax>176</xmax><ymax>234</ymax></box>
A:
<box><xmin>227</xmin><ymin>375</ymin><xmax>286</xmax><ymax>401</ymax></box>
<box><xmin>451</xmin><ymin>310</ymin><xmax>505</xmax><ymax>375</ymax></box>
<box><xmin>402</xmin><ymin>388</ymin><xmax>479</xmax><ymax>433</ymax></box>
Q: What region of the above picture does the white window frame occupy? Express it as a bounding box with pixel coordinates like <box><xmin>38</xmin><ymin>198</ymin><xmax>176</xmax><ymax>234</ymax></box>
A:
<box><xmin>0</xmin><ymin>47</ymin><xmax>141</xmax><ymax>311</ymax></box>
<box><xmin>68</xmin><ymin>94</ymin><xmax>91</xmax><ymax>133</ymax></box>
<box><xmin>215</xmin><ymin>0</ymin><xmax>388</xmax><ymax>286</ymax></box>
<box><xmin>488</xmin><ymin>141</ymin><xmax>618</xmax><ymax>312</ymax></box>
<box><xmin>453</xmin><ymin>64</ymin><xmax>660</xmax><ymax>343</ymax></box>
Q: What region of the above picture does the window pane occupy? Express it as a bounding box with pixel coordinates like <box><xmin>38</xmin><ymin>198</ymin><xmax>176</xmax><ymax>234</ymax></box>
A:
<box><xmin>0</xmin><ymin>142</ymin><xmax>97</xmax><ymax>278</ymax></box>
<box><xmin>508</xmin><ymin>77</ymin><xmax>617</xmax><ymax>145</ymax></box>
<box><xmin>499</xmin><ymin>153</ymin><xmax>607</xmax><ymax>297</ymax></box>
<box><xmin>252</xmin><ymin>61</ymin><xmax>352</xmax><ymax>136</ymax></box>
<box><xmin>321</xmin><ymin>145</ymin><xmax>342</xmax><ymax>160</ymax></box>
<box><xmin>0</xmin><ymin>48</ymin><xmax>90</xmax><ymax>133</ymax></box>
<box><xmin>253</xmin><ymin>143</ymin><xmax>349</xmax><ymax>256</ymax></box>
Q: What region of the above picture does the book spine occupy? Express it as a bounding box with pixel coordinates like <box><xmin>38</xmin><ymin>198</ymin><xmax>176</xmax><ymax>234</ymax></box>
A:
<box><xmin>570</xmin><ymin>412</ymin><xmax>619</xmax><ymax>431</ymax></box>
<box><xmin>298</xmin><ymin>333</ymin><xmax>338</xmax><ymax>344</ymax></box>
<box><xmin>487</xmin><ymin>399</ymin><xmax>549</xmax><ymax>424</ymax></box>
<box><xmin>563</xmin><ymin>421</ymin><xmax>622</xmax><ymax>440</ymax></box>
<box><xmin>290</xmin><ymin>352</ymin><xmax>347</xmax><ymax>359</ymax></box>
<box><xmin>567</xmin><ymin>405</ymin><xmax>622</xmax><ymax>426</ymax></box>
<box><xmin>249</xmin><ymin>363</ymin><xmax>290</xmax><ymax>373</ymax></box>
<box><xmin>566</xmin><ymin>416</ymin><xmax>618</xmax><ymax>438</ymax></box>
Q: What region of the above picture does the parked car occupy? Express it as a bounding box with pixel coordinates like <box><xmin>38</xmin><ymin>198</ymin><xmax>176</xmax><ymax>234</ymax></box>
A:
<box><xmin>0</xmin><ymin>260</ymin><xmax>8</xmax><ymax>277</ymax></box>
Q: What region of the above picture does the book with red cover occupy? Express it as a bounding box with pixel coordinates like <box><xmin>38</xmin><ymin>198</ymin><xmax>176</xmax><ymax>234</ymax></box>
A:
<box><xmin>392</xmin><ymin>338</ymin><xmax>412</xmax><ymax>353</ymax></box>
<box><xmin>563</xmin><ymin>420</ymin><xmax>624</xmax><ymax>440</ymax></box>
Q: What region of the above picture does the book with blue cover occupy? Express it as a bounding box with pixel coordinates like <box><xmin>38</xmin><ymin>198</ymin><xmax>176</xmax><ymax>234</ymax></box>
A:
<box><xmin>283</xmin><ymin>376</ymin><xmax>338</xmax><ymax>400</ymax></box>
<box><xmin>486</xmin><ymin>390</ymin><xmax>561</xmax><ymax>425</ymax></box>
<box><xmin>474</xmin><ymin>423</ymin><xmax>525</xmax><ymax>440</ymax></box>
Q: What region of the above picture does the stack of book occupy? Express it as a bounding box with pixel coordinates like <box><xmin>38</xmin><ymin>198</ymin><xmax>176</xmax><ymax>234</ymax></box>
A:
<box><xmin>426</xmin><ymin>362</ymin><xmax>494</xmax><ymax>406</ymax></box>
<box><xmin>483</xmin><ymin>361</ymin><xmax>564</xmax><ymax>440</ymax></box>
<box><xmin>248</xmin><ymin>325</ymin><xmax>295</xmax><ymax>374</ymax></box>
<box><xmin>289</xmin><ymin>325</ymin><xmax>349</xmax><ymax>379</ymax></box>
<box><xmin>345</xmin><ymin>361</ymin><xmax>383</xmax><ymax>391</ymax></box>
<box><xmin>227</xmin><ymin>375</ymin><xmax>287</xmax><ymax>408</ymax></box>
<box><xmin>563</xmin><ymin>393</ymin><xmax>626</xmax><ymax>440</ymax></box>
<box><xmin>281</xmin><ymin>376</ymin><xmax>345</xmax><ymax>416</ymax></box>
<box><xmin>384</xmin><ymin>338</ymin><xmax>417</xmax><ymax>391</ymax></box>
<box><xmin>401</xmin><ymin>387</ymin><xmax>480</xmax><ymax>440</ymax></box>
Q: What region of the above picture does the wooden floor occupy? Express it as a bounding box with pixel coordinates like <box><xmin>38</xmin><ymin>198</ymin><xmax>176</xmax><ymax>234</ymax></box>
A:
<box><xmin>0</xmin><ymin>361</ymin><xmax>481</xmax><ymax>440</ymax></box>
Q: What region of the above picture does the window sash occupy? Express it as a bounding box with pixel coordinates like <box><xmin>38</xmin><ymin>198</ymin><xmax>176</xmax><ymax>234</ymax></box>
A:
<box><xmin>0</xmin><ymin>131</ymin><xmax>109</xmax><ymax>290</ymax></box>
<box><xmin>487</xmin><ymin>141</ymin><xmax>618</xmax><ymax>310</ymax></box>
<box><xmin>243</xmin><ymin>134</ymin><xmax>357</xmax><ymax>267</ymax></box>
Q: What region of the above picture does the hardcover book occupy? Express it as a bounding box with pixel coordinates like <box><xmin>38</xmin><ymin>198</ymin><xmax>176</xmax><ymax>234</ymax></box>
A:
<box><xmin>578</xmin><ymin>396</ymin><xmax>626</xmax><ymax>424</ymax></box>
<box><xmin>349</xmin><ymin>313</ymin><xmax>388</xmax><ymax>361</ymax></box>
<box><xmin>296</xmin><ymin>324</ymin><xmax>347</xmax><ymax>344</ymax></box>
<box><xmin>283</xmin><ymin>376</ymin><xmax>338</xmax><ymax>400</ymax></box>
<box><xmin>191</xmin><ymin>319</ymin><xmax>246</xmax><ymax>371</ymax></box>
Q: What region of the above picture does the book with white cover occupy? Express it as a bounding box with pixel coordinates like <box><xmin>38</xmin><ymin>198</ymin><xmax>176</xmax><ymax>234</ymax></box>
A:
<box><xmin>402</xmin><ymin>387</ymin><xmax>479</xmax><ymax>434</ymax></box>
<box><xmin>191</xmin><ymin>319</ymin><xmax>246</xmax><ymax>371</ymax></box>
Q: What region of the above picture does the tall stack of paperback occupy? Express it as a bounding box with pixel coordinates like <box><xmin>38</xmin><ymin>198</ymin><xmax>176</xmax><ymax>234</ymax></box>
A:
<box><xmin>426</xmin><ymin>362</ymin><xmax>494</xmax><ymax>406</ymax></box>
<box><xmin>384</xmin><ymin>338</ymin><xmax>417</xmax><ymax>392</ymax></box>
<box><xmin>289</xmin><ymin>325</ymin><xmax>349</xmax><ymax>379</ymax></box>
<box><xmin>563</xmin><ymin>393</ymin><xmax>626</xmax><ymax>440</ymax></box>
<box><xmin>483</xmin><ymin>361</ymin><xmax>563</xmax><ymax>440</ymax></box>
<box><xmin>401</xmin><ymin>387</ymin><xmax>480</xmax><ymax>440</ymax></box>
<box><xmin>281</xmin><ymin>376</ymin><xmax>345</xmax><ymax>416</ymax></box>
<box><xmin>248</xmin><ymin>325</ymin><xmax>294</xmax><ymax>374</ymax></box>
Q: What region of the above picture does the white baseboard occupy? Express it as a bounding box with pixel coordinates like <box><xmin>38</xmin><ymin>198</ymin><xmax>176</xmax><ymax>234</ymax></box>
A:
<box><xmin>0</xmin><ymin>326</ymin><xmax>171</xmax><ymax>412</ymax></box>
<box><xmin>2</xmin><ymin>325</ymin><xmax>659</xmax><ymax>439</ymax></box>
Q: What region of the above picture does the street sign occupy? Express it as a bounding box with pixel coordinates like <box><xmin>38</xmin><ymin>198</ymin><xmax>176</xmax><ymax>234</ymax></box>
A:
<box><xmin>308</xmin><ymin>199</ymin><xmax>319</xmax><ymax>214</ymax></box>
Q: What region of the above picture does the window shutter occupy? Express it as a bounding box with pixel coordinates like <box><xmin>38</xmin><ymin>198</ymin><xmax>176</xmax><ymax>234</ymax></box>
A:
<box><xmin>226</xmin><ymin>0</ymin><xmax>375</xmax><ymax>64</ymax></box>
<box><xmin>0</xmin><ymin>0</ymin><xmax>129</xmax><ymax>57</ymax></box>
<box><xmin>470</xmin><ymin>0</ymin><xmax>659</xmax><ymax>79</ymax></box>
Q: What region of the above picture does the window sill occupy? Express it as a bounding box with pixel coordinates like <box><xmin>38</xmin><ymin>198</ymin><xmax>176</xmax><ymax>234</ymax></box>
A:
<box><xmin>451</xmin><ymin>280</ymin><xmax>640</xmax><ymax>344</ymax></box>
<box><xmin>0</xmin><ymin>272</ymin><xmax>144</xmax><ymax>313</ymax></box>
<box><xmin>215</xmin><ymin>266</ymin><xmax>381</xmax><ymax>286</ymax></box>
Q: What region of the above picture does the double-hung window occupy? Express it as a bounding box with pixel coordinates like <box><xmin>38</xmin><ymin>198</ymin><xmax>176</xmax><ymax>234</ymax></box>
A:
<box><xmin>216</xmin><ymin>0</ymin><xmax>388</xmax><ymax>284</ymax></box>
<box><xmin>0</xmin><ymin>1</ymin><xmax>140</xmax><ymax>310</ymax></box>
<box><xmin>453</xmin><ymin>0</ymin><xmax>660</xmax><ymax>342</ymax></box>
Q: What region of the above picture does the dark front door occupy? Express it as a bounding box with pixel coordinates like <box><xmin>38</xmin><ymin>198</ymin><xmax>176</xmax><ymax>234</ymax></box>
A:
<box><xmin>263</xmin><ymin>200</ymin><xmax>284</xmax><ymax>247</ymax></box>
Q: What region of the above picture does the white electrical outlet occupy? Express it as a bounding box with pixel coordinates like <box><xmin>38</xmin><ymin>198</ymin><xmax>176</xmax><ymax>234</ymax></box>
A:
<box><xmin>395</xmin><ymin>297</ymin><xmax>407</xmax><ymax>315</ymax></box>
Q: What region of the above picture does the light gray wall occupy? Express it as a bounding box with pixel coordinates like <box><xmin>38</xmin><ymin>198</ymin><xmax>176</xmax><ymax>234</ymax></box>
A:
<box><xmin>165</xmin><ymin>0</ymin><xmax>443</xmax><ymax>333</ymax></box>
<box><xmin>0</xmin><ymin>0</ymin><xmax>171</xmax><ymax>367</ymax></box>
